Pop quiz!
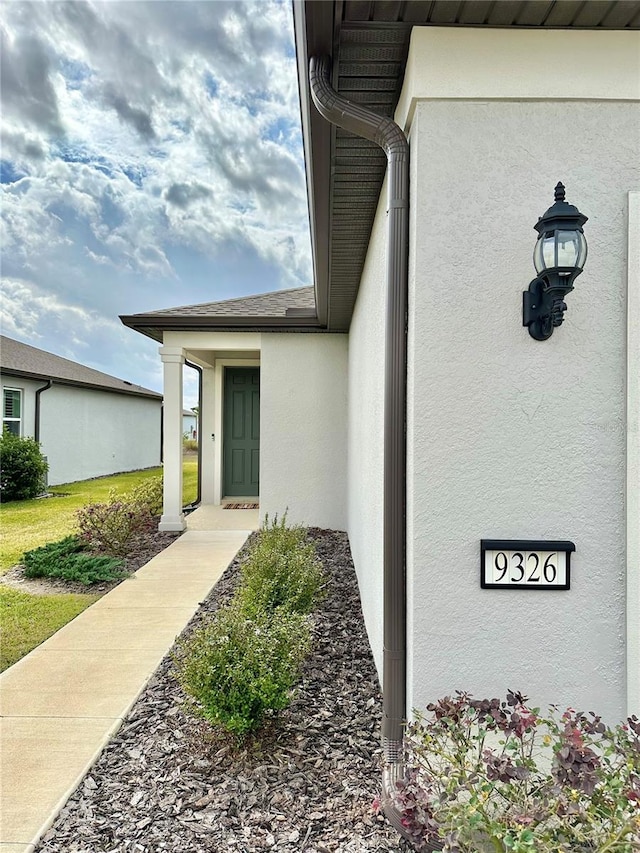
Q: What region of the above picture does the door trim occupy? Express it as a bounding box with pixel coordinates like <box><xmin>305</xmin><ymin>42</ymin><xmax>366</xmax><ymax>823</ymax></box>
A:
<box><xmin>212</xmin><ymin>358</ymin><xmax>260</xmax><ymax>505</ymax></box>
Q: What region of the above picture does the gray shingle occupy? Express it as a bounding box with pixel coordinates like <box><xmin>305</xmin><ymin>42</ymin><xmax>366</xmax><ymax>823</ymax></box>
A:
<box><xmin>135</xmin><ymin>286</ymin><xmax>316</xmax><ymax>319</ymax></box>
<box><xmin>0</xmin><ymin>336</ymin><xmax>161</xmax><ymax>399</ymax></box>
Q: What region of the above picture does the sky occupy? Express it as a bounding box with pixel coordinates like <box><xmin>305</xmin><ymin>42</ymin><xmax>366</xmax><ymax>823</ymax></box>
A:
<box><xmin>0</xmin><ymin>0</ymin><xmax>312</xmax><ymax>407</ymax></box>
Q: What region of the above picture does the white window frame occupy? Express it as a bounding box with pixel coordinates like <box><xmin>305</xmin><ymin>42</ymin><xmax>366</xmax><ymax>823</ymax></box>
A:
<box><xmin>3</xmin><ymin>387</ymin><xmax>23</xmax><ymax>436</ymax></box>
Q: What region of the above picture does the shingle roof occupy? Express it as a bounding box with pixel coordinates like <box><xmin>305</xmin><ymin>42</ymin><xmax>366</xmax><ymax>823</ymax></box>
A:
<box><xmin>0</xmin><ymin>336</ymin><xmax>162</xmax><ymax>400</ymax></box>
<box><xmin>120</xmin><ymin>286</ymin><xmax>321</xmax><ymax>342</ymax></box>
<box><xmin>138</xmin><ymin>286</ymin><xmax>316</xmax><ymax>318</ymax></box>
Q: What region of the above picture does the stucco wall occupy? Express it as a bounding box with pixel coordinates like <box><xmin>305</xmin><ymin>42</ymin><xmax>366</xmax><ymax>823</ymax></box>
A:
<box><xmin>39</xmin><ymin>386</ymin><xmax>161</xmax><ymax>485</ymax></box>
<box><xmin>347</xmin><ymin>183</ymin><xmax>389</xmax><ymax>678</ymax></box>
<box><xmin>260</xmin><ymin>334</ymin><xmax>348</xmax><ymax>530</ymax></box>
<box><xmin>405</xmin><ymin>94</ymin><xmax>637</xmax><ymax>722</ymax></box>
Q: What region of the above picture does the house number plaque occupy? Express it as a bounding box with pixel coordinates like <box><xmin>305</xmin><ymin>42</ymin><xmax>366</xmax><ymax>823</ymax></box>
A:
<box><xmin>480</xmin><ymin>540</ymin><xmax>575</xmax><ymax>590</ymax></box>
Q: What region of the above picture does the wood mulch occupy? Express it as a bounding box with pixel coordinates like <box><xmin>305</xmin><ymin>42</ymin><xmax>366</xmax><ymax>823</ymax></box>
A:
<box><xmin>34</xmin><ymin>529</ymin><xmax>410</xmax><ymax>853</ymax></box>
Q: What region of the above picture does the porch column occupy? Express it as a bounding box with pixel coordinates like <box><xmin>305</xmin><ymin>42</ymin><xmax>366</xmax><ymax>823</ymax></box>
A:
<box><xmin>159</xmin><ymin>346</ymin><xmax>186</xmax><ymax>532</ymax></box>
<box><xmin>200</xmin><ymin>366</ymin><xmax>216</xmax><ymax>504</ymax></box>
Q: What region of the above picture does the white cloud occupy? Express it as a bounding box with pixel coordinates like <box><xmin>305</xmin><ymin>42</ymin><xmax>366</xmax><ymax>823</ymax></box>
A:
<box><xmin>0</xmin><ymin>0</ymin><xmax>312</xmax><ymax>398</ymax></box>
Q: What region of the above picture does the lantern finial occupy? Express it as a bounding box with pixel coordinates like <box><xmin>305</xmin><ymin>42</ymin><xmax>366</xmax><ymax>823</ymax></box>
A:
<box><xmin>554</xmin><ymin>182</ymin><xmax>566</xmax><ymax>203</ymax></box>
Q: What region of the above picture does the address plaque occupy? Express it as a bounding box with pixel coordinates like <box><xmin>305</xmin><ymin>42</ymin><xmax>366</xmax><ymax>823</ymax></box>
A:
<box><xmin>480</xmin><ymin>540</ymin><xmax>575</xmax><ymax>590</ymax></box>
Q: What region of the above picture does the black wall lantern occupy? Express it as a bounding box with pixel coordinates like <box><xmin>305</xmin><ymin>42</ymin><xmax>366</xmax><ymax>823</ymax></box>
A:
<box><xmin>523</xmin><ymin>182</ymin><xmax>588</xmax><ymax>341</ymax></box>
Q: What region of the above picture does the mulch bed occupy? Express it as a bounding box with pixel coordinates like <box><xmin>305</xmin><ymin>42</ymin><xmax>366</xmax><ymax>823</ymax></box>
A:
<box><xmin>34</xmin><ymin>529</ymin><xmax>410</xmax><ymax>853</ymax></box>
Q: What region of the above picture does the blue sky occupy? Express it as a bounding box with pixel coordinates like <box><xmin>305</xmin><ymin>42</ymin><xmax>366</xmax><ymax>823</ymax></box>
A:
<box><xmin>0</xmin><ymin>0</ymin><xmax>311</xmax><ymax>406</ymax></box>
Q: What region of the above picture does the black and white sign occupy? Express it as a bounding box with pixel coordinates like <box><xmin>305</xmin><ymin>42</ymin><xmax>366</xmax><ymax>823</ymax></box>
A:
<box><xmin>480</xmin><ymin>540</ymin><xmax>575</xmax><ymax>590</ymax></box>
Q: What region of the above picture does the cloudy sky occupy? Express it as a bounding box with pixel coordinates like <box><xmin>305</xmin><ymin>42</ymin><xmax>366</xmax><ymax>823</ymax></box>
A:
<box><xmin>0</xmin><ymin>0</ymin><xmax>311</xmax><ymax>406</ymax></box>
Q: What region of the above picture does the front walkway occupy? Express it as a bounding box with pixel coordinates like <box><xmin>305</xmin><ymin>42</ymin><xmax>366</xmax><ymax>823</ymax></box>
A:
<box><xmin>0</xmin><ymin>507</ymin><xmax>257</xmax><ymax>853</ymax></box>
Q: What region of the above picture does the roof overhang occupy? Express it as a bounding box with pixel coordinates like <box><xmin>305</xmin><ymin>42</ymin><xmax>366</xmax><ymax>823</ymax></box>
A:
<box><xmin>294</xmin><ymin>0</ymin><xmax>640</xmax><ymax>332</ymax></box>
<box><xmin>120</xmin><ymin>313</ymin><xmax>325</xmax><ymax>344</ymax></box>
<box><xmin>0</xmin><ymin>367</ymin><xmax>162</xmax><ymax>400</ymax></box>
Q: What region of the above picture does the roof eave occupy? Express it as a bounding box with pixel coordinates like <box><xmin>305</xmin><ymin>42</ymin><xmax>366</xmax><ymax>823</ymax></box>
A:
<box><xmin>293</xmin><ymin>0</ymin><xmax>333</xmax><ymax>329</ymax></box>
<box><xmin>120</xmin><ymin>312</ymin><xmax>327</xmax><ymax>344</ymax></box>
<box><xmin>0</xmin><ymin>367</ymin><xmax>161</xmax><ymax>400</ymax></box>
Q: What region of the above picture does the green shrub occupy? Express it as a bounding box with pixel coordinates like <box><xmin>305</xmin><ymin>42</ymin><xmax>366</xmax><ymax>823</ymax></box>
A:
<box><xmin>23</xmin><ymin>536</ymin><xmax>126</xmax><ymax>585</ymax></box>
<box><xmin>0</xmin><ymin>430</ymin><xmax>49</xmax><ymax>502</ymax></box>
<box><xmin>125</xmin><ymin>476</ymin><xmax>163</xmax><ymax>516</ymax></box>
<box><xmin>237</xmin><ymin>515</ymin><xmax>324</xmax><ymax>616</ymax></box>
<box><xmin>183</xmin><ymin>438</ymin><xmax>198</xmax><ymax>452</ymax></box>
<box><xmin>76</xmin><ymin>490</ymin><xmax>152</xmax><ymax>557</ymax></box>
<box><xmin>176</xmin><ymin>603</ymin><xmax>311</xmax><ymax>737</ymax></box>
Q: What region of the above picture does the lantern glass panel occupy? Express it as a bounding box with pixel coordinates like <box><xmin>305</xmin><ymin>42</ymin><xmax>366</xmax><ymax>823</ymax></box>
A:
<box><xmin>533</xmin><ymin>234</ymin><xmax>556</xmax><ymax>273</ymax></box>
<box><xmin>556</xmin><ymin>230</ymin><xmax>582</xmax><ymax>270</ymax></box>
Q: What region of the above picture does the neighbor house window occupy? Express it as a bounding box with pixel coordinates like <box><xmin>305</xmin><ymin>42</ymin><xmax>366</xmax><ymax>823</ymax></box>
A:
<box><xmin>3</xmin><ymin>388</ymin><xmax>22</xmax><ymax>436</ymax></box>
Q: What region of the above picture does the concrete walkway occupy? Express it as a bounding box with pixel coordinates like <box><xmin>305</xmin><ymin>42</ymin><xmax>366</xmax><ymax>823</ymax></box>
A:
<box><xmin>0</xmin><ymin>507</ymin><xmax>258</xmax><ymax>852</ymax></box>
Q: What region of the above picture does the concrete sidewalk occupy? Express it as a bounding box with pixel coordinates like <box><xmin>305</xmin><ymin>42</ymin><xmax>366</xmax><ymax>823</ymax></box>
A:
<box><xmin>0</xmin><ymin>511</ymin><xmax>256</xmax><ymax>852</ymax></box>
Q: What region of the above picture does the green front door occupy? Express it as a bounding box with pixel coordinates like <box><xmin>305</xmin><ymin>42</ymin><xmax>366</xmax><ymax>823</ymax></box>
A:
<box><xmin>223</xmin><ymin>367</ymin><xmax>259</xmax><ymax>497</ymax></box>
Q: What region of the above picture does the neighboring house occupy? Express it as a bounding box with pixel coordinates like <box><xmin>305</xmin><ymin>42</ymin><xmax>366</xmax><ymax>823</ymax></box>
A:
<box><xmin>121</xmin><ymin>0</ymin><xmax>640</xmax><ymax>817</ymax></box>
<box><xmin>183</xmin><ymin>409</ymin><xmax>197</xmax><ymax>440</ymax></box>
<box><xmin>0</xmin><ymin>335</ymin><xmax>162</xmax><ymax>486</ymax></box>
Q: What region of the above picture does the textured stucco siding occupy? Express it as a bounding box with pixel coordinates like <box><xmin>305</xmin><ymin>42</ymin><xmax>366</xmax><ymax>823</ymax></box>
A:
<box><xmin>406</xmin><ymin>98</ymin><xmax>637</xmax><ymax>723</ymax></box>
<box><xmin>39</xmin><ymin>386</ymin><xmax>161</xmax><ymax>485</ymax></box>
<box><xmin>260</xmin><ymin>334</ymin><xmax>348</xmax><ymax>530</ymax></box>
<box><xmin>347</xmin><ymin>182</ymin><xmax>389</xmax><ymax>679</ymax></box>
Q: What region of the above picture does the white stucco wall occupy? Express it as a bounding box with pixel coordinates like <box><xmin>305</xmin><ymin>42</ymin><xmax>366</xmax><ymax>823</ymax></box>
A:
<box><xmin>401</xmin><ymin>28</ymin><xmax>639</xmax><ymax>723</ymax></box>
<box><xmin>39</xmin><ymin>386</ymin><xmax>161</xmax><ymax>485</ymax></box>
<box><xmin>260</xmin><ymin>334</ymin><xmax>348</xmax><ymax>530</ymax></box>
<box><xmin>347</xmin><ymin>183</ymin><xmax>389</xmax><ymax>676</ymax></box>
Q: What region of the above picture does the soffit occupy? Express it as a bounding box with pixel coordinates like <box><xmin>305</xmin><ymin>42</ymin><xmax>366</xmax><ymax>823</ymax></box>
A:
<box><xmin>296</xmin><ymin>0</ymin><xmax>640</xmax><ymax>331</ymax></box>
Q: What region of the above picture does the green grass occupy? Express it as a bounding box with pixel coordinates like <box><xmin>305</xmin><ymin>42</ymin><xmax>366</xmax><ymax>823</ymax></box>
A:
<box><xmin>0</xmin><ymin>587</ymin><xmax>100</xmax><ymax>671</ymax></box>
<box><xmin>0</xmin><ymin>457</ymin><xmax>198</xmax><ymax>672</ymax></box>
<box><xmin>0</xmin><ymin>458</ymin><xmax>199</xmax><ymax>573</ymax></box>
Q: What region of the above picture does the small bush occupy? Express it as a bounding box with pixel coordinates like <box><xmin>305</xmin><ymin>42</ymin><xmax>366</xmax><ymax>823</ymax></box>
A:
<box><xmin>176</xmin><ymin>603</ymin><xmax>311</xmax><ymax>736</ymax></box>
<box><xmin>76</xmin><ymin>490</ymin><xmax>152</xmax><ymax>557</ymax></box>
<box><xmin>0</xmin><ymin>430</ymin><xmax>48</xmax><ymax>502</ymax></box>
<box><xmin>393</xmin><ymin>691</ymin><xmax>640</xmax><ymax>853</ymax></box>
<box><xmin>23</xmin><ymin>536</ymin><xmax>126</xmax><ymax>585</ymax></box>
<box><xmin>183</xmin><ymin>438</ymin><xmax>198</xmax><ymax>452</ymax></box>
<box><xmin>237</xmin><ymin>515</ymin><xmax>324</xmax><ymax>615</ymax></box>
<box><xmin>125</xmin><ymin>476</ymin><xmax>163</xmax><ymax>516</ymax></box>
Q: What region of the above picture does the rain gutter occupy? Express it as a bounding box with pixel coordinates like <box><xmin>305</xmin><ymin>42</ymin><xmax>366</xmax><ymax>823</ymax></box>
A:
<box><xmin>184</xmin><ymin>360</ymin><xmax>202</xmax><ymax>511</ymax></box>
<box><xmin>308</xmin><ymin>55</ymin><xmax>410</xmax><ymax>836</ymax></box>
<box><xmin>34</xmin><ymin>380</ymin><xmax>53</xmax><ymax>443</ymax></box>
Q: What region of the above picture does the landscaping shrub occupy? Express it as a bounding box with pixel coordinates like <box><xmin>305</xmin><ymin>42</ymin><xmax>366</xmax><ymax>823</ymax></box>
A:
<box><xmin>176</xmin><ymin>603</ymin><xmax>311</xmax><ymax>737</ymax></box>
<box><xmin>0</xmin><ymin>430</ymin><xmax>48</xmax><ymax>502</ymax></box>
<box><xmin>125</xmin><ymin>475</ymin><xmax>163</xmax><ymax>516</ymax></box>
<box><xmin>237</xmin><ymin>515</ymin><xmax>324</xmax><ymax>615</ymax></box>
<box><xmin>393</xmin><ymin>690</ymin><xmax>640</xmax><ymax>853</ymax></box>
<box><xmin>76</xmin><ymin>490</ymin><xmax>153</xmax><ymax>557</ymax></box>
<box><xmin>23</xmin><ymin>536</ymin><xmax>126</xmax><ymax>585</ymax></box>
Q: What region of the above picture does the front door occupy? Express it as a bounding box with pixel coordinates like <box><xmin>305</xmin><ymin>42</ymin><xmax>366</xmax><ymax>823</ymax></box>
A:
<box><xmin>223</xmin><ymin>367</ymin><xmax>259</xmax><ymax>497</ymax></box>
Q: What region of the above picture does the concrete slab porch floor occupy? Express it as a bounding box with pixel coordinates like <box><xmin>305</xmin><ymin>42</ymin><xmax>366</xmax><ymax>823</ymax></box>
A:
<box><xmin>0</xmin><ymin>506</ymin><xmax>258</xmax><ymax>851</ymax></box>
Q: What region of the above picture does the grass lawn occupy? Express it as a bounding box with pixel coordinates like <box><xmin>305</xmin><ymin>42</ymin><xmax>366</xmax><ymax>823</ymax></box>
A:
<box><xmin>0</xmin><ymin>456</ymin><xmax>198</xmax><ymax>672</ymax></box>
<box><xmin>0</xmin><ymin>458</ymin><xmax>198</xmax><ymax>572</ymax></box>
<box><xmin>0</xmin><ymin>587</ymin><xmax>101</xmax><ymax>671</ymax></box>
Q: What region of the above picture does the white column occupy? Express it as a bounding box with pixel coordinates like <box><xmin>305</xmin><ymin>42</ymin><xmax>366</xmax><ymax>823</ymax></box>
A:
<box><xmin>159</xmin><ymin>347</ymin><xmax>186</xmax><ymax>532</ymax></box>
<box><xmin>200</xmin><ymin>366</ymin><xmax>217</xmax><ymax>504</ymax></box>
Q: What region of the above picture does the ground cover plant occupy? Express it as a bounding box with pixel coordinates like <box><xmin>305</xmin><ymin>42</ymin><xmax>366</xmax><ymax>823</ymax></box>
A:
<box><xmin>393</xmin><ymin>690</ymin><xmax>640</xmax><ymax>852</ymax></box>
<box><xmin>0</xmin><ymin>431</ymin><xmax>48</xmax><ymax>502</ymax></box>
<box><xmin>23</xmin><ymin>536</ymin><xmax>127</xmax><ymax>586</ymax></box>
<box><xmin>176</xmin><ymin>517</ymin><xmax>324</xmax><ymax>737</ymax></box>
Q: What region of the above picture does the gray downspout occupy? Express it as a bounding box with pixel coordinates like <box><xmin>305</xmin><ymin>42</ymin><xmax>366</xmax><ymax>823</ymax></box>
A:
<box><xmin>184</xmin><ymin>360</ymin><xmax>202</xmax><ymax>510</ymax></box>
<box><xmin>34</xmin><ymin>380</ymin><xmax>53</xmax><ymax>442</ymax></box>
<box><xmin>308</xmin><ymin>55</ymin><xmax>410</xmax><ymax>836</ymax></box>
<box><xmin>35</xmin><ymin>380</ymin><xmax>53</xmax><ymax>491</ymax></box>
